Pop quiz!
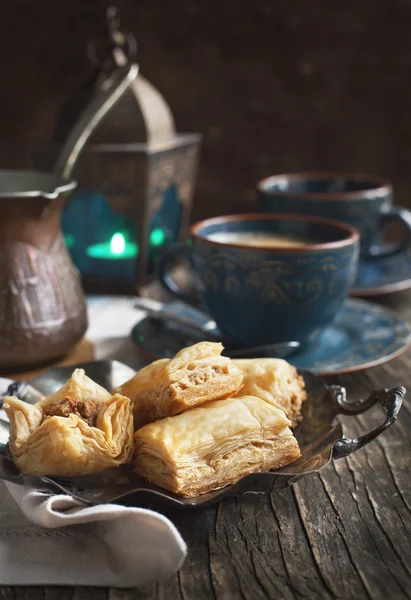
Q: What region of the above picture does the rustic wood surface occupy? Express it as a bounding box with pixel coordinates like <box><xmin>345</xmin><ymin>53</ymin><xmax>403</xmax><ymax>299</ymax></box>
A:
<box><xmin>0</xmin><ymin>290</ymin><xmax>410</xmax><ymax>598</ymax></box>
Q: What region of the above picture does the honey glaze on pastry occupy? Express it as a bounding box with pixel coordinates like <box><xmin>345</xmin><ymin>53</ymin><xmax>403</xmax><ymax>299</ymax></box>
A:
<box><xmin>232</xmin><ymin>359</ymin><xmax>306</xmax><ymax>427</ymax></box>
<box><xmin>134</xmin><ymin>395</ymin><xmax>301</xmax><ymax>498</ymax></box>
<box><xmin>116</xmin><ymin>341</ymin><xmax>244</xmax><ymax>429</ymax></box>
<box><xmin>3</xmin><ymin>369</ymin><xmax>134</xmax><ymax>476</ymax></box>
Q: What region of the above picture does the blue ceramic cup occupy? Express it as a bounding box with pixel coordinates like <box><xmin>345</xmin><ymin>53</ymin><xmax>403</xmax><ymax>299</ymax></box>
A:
<box><xmin>258</xmin><ymin>172</ymin><xmax>411</xmax><ymax>259</ymax></box>
<box><xmin>157</xmin><ymin>214</ymin><xmax>359</xmax><ymax>348</ymax></box>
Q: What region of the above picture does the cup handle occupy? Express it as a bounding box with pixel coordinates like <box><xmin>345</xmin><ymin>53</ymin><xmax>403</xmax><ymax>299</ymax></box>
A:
<box><xmin>366</xmin><ymin>206</ymin><xmax>411</xmax><ymax>259</ymax></box>
<box><xmin>157</xmin><ymin>243</ymin><xmax>200</xmax><ymax>306</ymax></box>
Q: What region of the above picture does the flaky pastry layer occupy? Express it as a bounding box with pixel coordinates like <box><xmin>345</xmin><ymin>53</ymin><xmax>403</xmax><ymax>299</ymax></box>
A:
<box><xmin>116</xmin><ymin>342</ymin><xmax>244</xmax><ymax>429</ymax></box>
<box><xmin>232</xmin><ymin>358</ymin><xmax>306</xmax><ymax>426</ymax></box>
<box><xmin>37</xmin><ymin>368</ymin><xmax>112</xmax><ymax>409</ymax></box>
<box><xmin>134</xmin><ymin>395</ymin><xmax>301</xmax><ymax>497</ymax></box>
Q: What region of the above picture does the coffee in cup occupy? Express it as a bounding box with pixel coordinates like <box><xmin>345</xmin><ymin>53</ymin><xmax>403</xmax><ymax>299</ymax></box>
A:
<box><xmin>207</xmin><ymin>231</ymin><xmax>319</xmax><ymax>247</ymax></box>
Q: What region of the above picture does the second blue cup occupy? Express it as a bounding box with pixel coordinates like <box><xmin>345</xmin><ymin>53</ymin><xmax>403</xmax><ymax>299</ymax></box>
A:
<box><xmin>258</xmin><ymin>172</ymin><xmax>411</xmax><ymax>259</ymax></box>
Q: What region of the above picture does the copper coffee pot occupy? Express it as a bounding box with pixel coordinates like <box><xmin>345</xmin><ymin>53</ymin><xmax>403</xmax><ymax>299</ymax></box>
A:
<box><xmin>0</xmin><ymin>172</ymin><xmax>87</xmax><ymax>369</ymax></box>
<box><xmin>0</xmin><ymin>62</ymin><xmax>138</xmax><ymax>369</ymax></box>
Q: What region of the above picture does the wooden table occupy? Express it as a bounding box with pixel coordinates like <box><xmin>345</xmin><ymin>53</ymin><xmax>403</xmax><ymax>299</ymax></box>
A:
<box><xmin>3</xmin><ymin>291</ymin><xmax>411</xmax><ymax>600</ymax></box>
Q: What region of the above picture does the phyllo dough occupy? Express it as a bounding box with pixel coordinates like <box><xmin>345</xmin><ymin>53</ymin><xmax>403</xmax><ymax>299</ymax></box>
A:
<box><xmin>37</xmin><ymin>367</ymin><xmax>112</xmax><ymax>410</ymax></box>
<box><xmin>3</xmin><ymin>369</ymin><xmax>134</xmax><ymax>476</ymax></box>
<box><xmin>232</xmin><ymin>359</ymin><xmax>306</xmax><ymax>427</ymax></box>
<box><xmin>116</xmin><ymin>342</ymin><xmax>243</xmax><ymax>429</ymax></box>
<box><xmin>134</xmin><ymin>395</ymin><xmax>301</xmax><ymax>498</ymax></box>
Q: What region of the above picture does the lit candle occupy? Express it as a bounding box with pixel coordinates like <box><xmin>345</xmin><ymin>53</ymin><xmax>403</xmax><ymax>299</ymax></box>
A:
<box><xmin>85</xmin><ymin>232</ymin><xmax>138</xmax><ymax>280</ymax></box>
<box><xmin>87</xmin><ymin>232</ymin><xmax>138</xmax><ymax>260</ymax></box>
<box><xmin>84</xmin><ymin>229</ymin><xmax>167</xmax><ymax>281</ymax></box>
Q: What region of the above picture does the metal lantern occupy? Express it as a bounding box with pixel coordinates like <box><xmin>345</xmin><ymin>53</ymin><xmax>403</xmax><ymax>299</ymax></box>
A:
<box><xmin>34</xmin><ymin>7</ymin><xmax>201</xmax><ymax>293</ymax></box>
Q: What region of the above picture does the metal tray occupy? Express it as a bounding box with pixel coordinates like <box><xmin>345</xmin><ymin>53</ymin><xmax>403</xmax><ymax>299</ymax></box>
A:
<box><xmin>0</xmin><ymin>360</ymin><xmax>405</xmax><ymax>507</ymax></box>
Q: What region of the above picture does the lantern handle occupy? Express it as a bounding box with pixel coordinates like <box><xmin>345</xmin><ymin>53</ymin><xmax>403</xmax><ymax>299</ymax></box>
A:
<box><xmin>87</xmin><ymin>7</ymin><xmax>138</xmax><ymax>69</ymax></box>
<box><xmin>54</xmin><ymin>62</ymin><xmax>139</xmax><ymax>180</ymax></box>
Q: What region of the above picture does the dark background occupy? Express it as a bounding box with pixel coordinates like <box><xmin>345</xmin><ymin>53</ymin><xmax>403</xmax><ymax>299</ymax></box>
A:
<box><xmin>2</xmin><ymin>0</ymin><xmax>411</xmax><ymax>221</ymax></box>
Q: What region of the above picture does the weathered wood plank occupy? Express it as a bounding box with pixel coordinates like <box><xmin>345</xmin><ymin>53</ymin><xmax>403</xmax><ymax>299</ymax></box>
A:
<box><xmin>109</xmin><ymin>590</ymin><xmax>153</xmax><ymax>600</ymax></box>
<box><xmin>209</xmin><ymin>496</ymin><xmax>294</xmax><ymax>600</ymax></box>
<box><xmin>268</xmin><ymin>488</ymin><xmax>333</xmax><ymax>599</ymax></box>
<box><xmin>72</xmin><ymin>590</ymin><xmax>107</xmax><ymax>600</ymax></box>
<box><xmin>0</xmin><ymin>590</ymin><xmax>45</xmax><ymax>600</ymax></box>
<box><xmin>293</xmin><ymin>474</ymin><xmax>370</xmax><ymax>600</ymax></box>
<box><xmin>322</xmin><ymin>456</ymin><xmax>411</xmax><ymax>598</ymax></box>
<box><xmin>44</xmin><ymin>589</ymin><xmax>74</xmax><ymax>600</ymax></box>
<box><xmin>0</xmin><ymin>590</ymin><xmax>17</xmax><ymax>600</ymax></box>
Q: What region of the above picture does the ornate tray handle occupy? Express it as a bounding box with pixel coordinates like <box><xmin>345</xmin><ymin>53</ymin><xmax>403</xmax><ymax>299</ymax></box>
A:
<box><xmin>330</xmin><ymin>385</ymin><xmax>406</xmax><ymax>459</ymax></box>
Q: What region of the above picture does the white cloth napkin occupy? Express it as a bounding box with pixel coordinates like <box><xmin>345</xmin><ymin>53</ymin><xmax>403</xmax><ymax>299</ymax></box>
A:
<box><xmin>0</xmin><ymin>481</ymin><xmax>186</xmax><ymax>587</ymax></box>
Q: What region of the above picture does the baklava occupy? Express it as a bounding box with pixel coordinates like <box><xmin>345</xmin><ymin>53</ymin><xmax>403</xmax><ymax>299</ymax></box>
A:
<box><xmin>134</xmin><ymin>395</ymin><xmax>301</xmax><ymax>497</ymax></box>
<box><xmin>4</xmin><ymin>368</ymin><xmax>134</xmax><ymax>476</ymax></box>
<box><xmin>116</xmin><ymin>341</ymin><xmax>243</xmax><ymax>429</ymax></box>
<box><xmin>232</xmin><ymin>358</ymin><xmax>306</xmax><ymax>426</ymax></box>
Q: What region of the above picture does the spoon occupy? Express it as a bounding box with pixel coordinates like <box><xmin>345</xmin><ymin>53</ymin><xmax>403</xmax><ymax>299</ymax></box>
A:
<box><xmin>133</xmin><ymin>297</ymin><xmax>220</xmax><ymax>339</ymax></box>
<box><xmin>133</xmin><ymin>298</ymin><xmax>301</xmax><ymax>359</ymax></box>
<box><xmin>224</xmin><ymin>341</ymin><xmax>301</xmax><ymax>360</ymax></box>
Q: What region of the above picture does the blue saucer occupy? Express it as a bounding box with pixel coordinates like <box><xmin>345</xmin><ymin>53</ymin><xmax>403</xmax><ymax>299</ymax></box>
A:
<box><xmin>351</xmin><ymin>250</ymin><xmax>411</xmax><ymax>297</ymax></box>
<box><xmin>131</xmin><ymin>298</ymin><xmax>411</xmax><ymax>375</ymax></box>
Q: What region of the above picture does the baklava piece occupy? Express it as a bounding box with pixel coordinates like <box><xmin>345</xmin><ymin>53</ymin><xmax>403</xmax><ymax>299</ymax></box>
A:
<box><xmin>4</xmin><ymin>368</ymin><xmax>134</xmax><ymax>476</ymax></box>
<box><xmin>134</xmin><ymin>395</ymin><xmax>301</xmax><ymax>498</ymax></box>
<box><xmin>116</xmin><ymin>342</ymin><xmax>243</xmax><ymax>429</ymax></box>
<box><xmin>232</xmin><ymin>358</ymin><xmax>306</xmax><ymax>427</ymax></box>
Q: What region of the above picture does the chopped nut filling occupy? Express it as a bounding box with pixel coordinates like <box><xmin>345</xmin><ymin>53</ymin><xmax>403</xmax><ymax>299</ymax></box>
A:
<box><xmin>42</xmin><ymin>396</ymin><xmax>99</xmax><ymax>427</ymax></box>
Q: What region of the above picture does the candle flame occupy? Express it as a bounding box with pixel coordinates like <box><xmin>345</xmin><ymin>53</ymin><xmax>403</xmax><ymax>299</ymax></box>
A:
<box><xmin>110</xmin><ymin>233</ymin><xmax>126</xmax><ymax>255</ymax></box>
